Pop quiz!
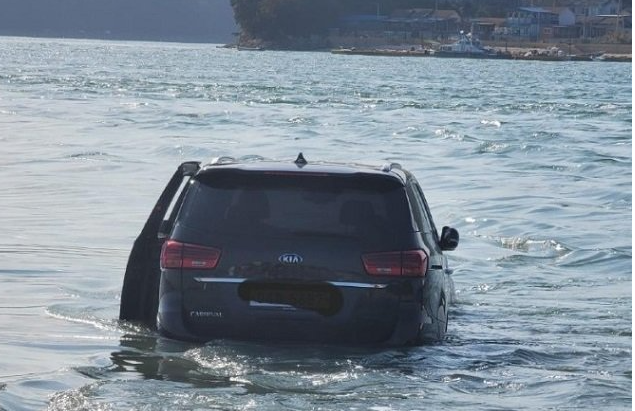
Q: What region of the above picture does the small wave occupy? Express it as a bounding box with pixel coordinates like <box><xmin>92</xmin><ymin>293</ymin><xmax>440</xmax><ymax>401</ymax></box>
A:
<box><xmin>47</xmin><ymin>381</ymin><xmax>118</xmax><ymax>411</ymax></box>
<box><xmin>434</xmin><ymin>127</ymin><xmax>467</xmax><ymax>142</ymax></box>
<box><xmin>60</xmin><ymin>285</ymin><xmax>121</xmax><ymax>301</ymax></box>
<box><xmin>0</xmin><ymin>268</ymin><xmax>61</xmax><ymax>276</ymax></box>
<box><xmin>119</xmin><ymin>101</ymin><xmax>149</xmax><ymax>109</ymax></box>
<box><xmin>69</xmin><ymin>151</ymin><xmax>111</xmax><ymax>159</ymax></box>
<box><xmin>184</xmin><ymin>346</ymin><xmax>252</xmax><ymax>377</ymax></box>
<box><xmin>150</xmin><ymin>144</ymin><xmax>215</xmax><ymax>159</ymax></box>
<box><xmin>498</xmin><ymin>236</ymin><xmax>570</xmax><ymax>258</ymax></box>
<box><xmin>244</xmin><ymin>97</ymin><xmax>309</xmax><ymax>106</ymax></box>
<box><xmin>530</xmin><ymin>130</ymin><xmax>564</xmax><ymax>140</ymax></box>
<box><xmin>47</xmin><ymin>379</ymin><xmax>246</xmax><ymax>411</ymax></box>
<box><xmin>591</xmin><ymin>154</ymin><xmax>631</xmax><ymax>165</ymax></box>
<box><xmin>0</xmin><ymin>243</ymin><xmax>122</xmax><ymax>259</ymax></box>
<box><xmin>401</xmin><ymin>101</ymin><xmax>428</xmax><ymax>109</ymax></box>
<box><xmin>45</xmin><ymin>305</ymin><xmax>121</xmax><ymax>334</ymax></box>
<box><xmin>555</xmin><ymin>248</ymin><xmax>631</xmax><ymax>268</ymax></box>
<box><xmin>468</xmin><ymin>346</ymin><xmax>591</xmax><ymax>371</ymax></box>
<box><xmin>476</xmin><ymin>141</ymin><xmax>511</xmax><ymax>155</ymax></box>
<box><xmin>442</xmin><ymin>372</ymin><xmax>525</xmax><ymax>395</ymax></box>
<box><xmin>480</xmin><ymin>119</ymin><xmax>502</xmax><ymax>128</ymax></box>
<box><xmin>287</xmin><ymin>116</ymin><xmax>313</xmax><ymax>124</ymax></box>
<box><xmin>392</xmin><ymin>126</ymin><xmax>421</xmax><ymax>137</ymax></box>
<box><xmin>174</xmin><ymin>112</ymin><xmax>205</xmax><ymax>119</ymax></box>
<box><xmin>67</xmin><ymin>152</ymin><xmax>125</xmax><ymax>165</ymax></box>
<box><xmin>520</xmin><ymin>143</ymin><xmax>545</xmax><ymax>153</ymax></box>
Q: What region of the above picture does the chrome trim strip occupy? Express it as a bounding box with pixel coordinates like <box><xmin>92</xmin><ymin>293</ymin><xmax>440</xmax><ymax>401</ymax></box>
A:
<box><xmin>194</xmin><ymin>277</ymin><xmax>246</xmax><ymax>283</ymax></box>
<box><xmin>249</xmin><ymin>301</ymin><xmax>296</xmax><ymax>309</ymax></box>
<box><xmin>193</xmin><ymin>277</ymin><xmax>387</xmax><ymax>289</ymax></box>
<box><xmin>328</xmin><ymin>281</ymin><xmax>388</xmax><ymax>289</ymax></box>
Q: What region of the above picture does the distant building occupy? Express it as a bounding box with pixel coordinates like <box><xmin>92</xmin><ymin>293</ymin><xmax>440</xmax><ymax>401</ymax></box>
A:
<box><xmin>578</xmin><ymin>13</ymin><xmax>632</xmax><ymax>38</ymax></box>
<box><xmin>336</xmin><ymin>8</ymin><xmax>463</xmax><ymax>44</ymax></box>
<box><xmin>507</xmin><ymin>6</ymin><xmax>577</xmax><ymax>40</ymax></box>
<box><xmin>546</xmin><ymin>7</ymin><xmax>578</xmax><ymax>39</ymax></box>
<box><xmin>570</xmin><ymin>0</ymin><xmax>631</xmax><ymax>39</ymax></box>
<box><xmin>334</xmin><ymin>1</ymin><xmax>631</xmax><ymax>45</ymax></box>
<box><xmin>569</xmin><ymin>0</ymin><xmax>623</xmax><ymax>17</ymax></box>
<box><xmin>385</xmin><ymin>9</ymin><xmax>462</xmax><ymax>40</ymax></box>
<box><xmin>471</xmin><ymin>17</ymin><xmax>507</xmax><ymax>40</ymax></box>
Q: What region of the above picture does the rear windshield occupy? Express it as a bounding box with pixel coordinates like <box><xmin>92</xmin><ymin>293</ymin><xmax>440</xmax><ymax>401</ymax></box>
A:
<box><xmin>176</xmin><ymin>171</ymin><xmax>412</xmax><ymax>248</ymax></box>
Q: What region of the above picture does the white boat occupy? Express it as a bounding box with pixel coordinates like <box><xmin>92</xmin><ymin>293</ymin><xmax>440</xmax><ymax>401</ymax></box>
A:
<box><xmin>436</xmin><ymin>31</ymin><xmax>503</xmax><ymax>58</ymax></box>
<box><xmin>237</xmin><ymin>45</ymin><xmax>264</xmax><ymax>51</ymax></box>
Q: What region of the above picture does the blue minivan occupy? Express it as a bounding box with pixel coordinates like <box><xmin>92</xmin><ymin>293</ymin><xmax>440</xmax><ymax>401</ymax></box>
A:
<box><xmin>120</xmin><ymin>154</ymin><xmax>459</xmax><ymax>345</ymax></box>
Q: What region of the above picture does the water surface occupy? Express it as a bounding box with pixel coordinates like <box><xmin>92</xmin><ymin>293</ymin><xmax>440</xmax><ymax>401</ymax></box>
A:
<box><xmin>0</xmin><ymin>37</ymin><xmax>631</xmax><ymax>410</ymax></box>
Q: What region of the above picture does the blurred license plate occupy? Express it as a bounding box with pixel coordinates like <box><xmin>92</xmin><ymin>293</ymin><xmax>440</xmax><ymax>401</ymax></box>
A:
<box><xmin>238</xmin><ymin>282</ymin><xmax>342</xmax><ymax>315</ymax></box>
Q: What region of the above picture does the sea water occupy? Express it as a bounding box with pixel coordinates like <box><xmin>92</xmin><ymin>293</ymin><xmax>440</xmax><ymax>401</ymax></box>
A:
<box><xmin>0</xmin><ymin>36</ymin><xmax>631</xmax><ymax>410</ymax></box>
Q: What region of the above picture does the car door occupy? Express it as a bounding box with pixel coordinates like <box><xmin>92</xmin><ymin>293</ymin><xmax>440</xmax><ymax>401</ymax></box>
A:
<box><xmin>119</xmin><ymin>161</ymin><xmax>200</xmax><ymax>327</ymax></box>
<box><xmin>406</xmin><ymin>178</ymin><xmax>450</xmax><ymax>339</ymax></box>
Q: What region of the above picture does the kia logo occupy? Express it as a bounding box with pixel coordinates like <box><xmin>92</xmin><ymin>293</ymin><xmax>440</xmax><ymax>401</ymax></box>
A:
<box><xmin>279</xmin><ymin>253</ymin><xmax>303</xmax><ymax>264</ymax></box>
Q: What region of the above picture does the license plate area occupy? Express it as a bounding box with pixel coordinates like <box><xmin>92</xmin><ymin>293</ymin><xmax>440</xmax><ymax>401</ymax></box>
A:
<box><xmin>238</xmin><ymin>281</ymin><xmax>343</xmax><ymax>316</ymax></box>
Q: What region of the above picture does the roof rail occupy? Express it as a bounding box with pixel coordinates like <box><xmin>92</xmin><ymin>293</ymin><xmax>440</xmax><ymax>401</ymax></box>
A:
<box><xmin>209</xmin><ymin>156</ymin><xmax>237</xmax><ymax>165</ymax></box>
<box><xmin>381</xmin><ymin>162</ymin><xmax>402</xmax><ymax>172</ymax></box>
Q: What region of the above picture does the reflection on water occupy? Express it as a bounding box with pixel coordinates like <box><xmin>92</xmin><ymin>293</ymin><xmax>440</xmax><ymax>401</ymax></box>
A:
<box><xmin>44</xmin><ymin>325</ymin><xmax>632</xmax><ymax>411</ymax></box>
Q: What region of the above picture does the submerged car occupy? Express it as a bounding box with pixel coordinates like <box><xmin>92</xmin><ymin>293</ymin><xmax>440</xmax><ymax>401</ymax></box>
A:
<box><xmin>120</xmin><ymin>154</ymin><xmax>459</xmax><ymax>346</ymax></box>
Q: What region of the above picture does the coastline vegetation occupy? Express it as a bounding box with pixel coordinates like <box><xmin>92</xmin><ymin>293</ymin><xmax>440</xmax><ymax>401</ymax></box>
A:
<box><xmin>230</xmin><ymin>0</ymin><xmax>575</xmax><ymax>42</ymax></box>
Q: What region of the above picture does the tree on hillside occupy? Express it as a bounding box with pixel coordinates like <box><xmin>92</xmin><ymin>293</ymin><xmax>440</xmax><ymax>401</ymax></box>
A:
<box><xmin>339</xmin><ymin>0</ymin><xmax>437</xmax><ymax>15</ymax></box>
<box><xmin>232</xmin><ymin>0</ymin><xmax>340</xmax><ymax>39</ymax></box>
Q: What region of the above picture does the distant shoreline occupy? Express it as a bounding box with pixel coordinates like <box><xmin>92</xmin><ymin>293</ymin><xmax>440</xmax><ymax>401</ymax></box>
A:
<box><xmin>0</xmin><ymin>32</ymin><xmax>233</xmax><ymax>45</ymax></box>
<box><xmin>1</xmin><ymin>33</ymin><xmax>629</xmax><ymax>62</ymax></box>
<box><xmin>328</xmin><ymin>46</ymin><xmax>630</xmax><ymax>62</ymax></box>
<box><xmin>233</xmin><ymin>35</ymin><xmax>632</xmax><ymax>61</ymax></box>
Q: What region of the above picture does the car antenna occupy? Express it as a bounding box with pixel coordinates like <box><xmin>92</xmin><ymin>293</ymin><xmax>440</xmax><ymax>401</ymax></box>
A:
<box><xmin>294</xmin><ymin>152</ymin><xmax>307</xmax><ymax>167</ymax></box>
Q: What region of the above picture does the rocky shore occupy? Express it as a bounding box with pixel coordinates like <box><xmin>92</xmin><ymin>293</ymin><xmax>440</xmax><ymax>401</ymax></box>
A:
<box><xmin>234</xmin><ymin>34</ymin><xmax>631</xmax><ymax>62</ymax></box>
<box><xmin>484</xmin><ymin>40</ymin><xmax>631</xmax><ymax>61</ymax></box>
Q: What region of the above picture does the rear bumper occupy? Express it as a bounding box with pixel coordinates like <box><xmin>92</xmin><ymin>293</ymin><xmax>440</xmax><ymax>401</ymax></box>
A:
<box><xmin>157</xmin><ymin>278</ymin><xmax>424</xmax><ymax>346</ymax></box>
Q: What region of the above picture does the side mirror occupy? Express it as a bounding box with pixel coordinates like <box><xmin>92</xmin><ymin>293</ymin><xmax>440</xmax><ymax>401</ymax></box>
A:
<box><xmin>440</xmin><ymin>226</ymin><xmax>459</xmax><ymax>251</ymax></box>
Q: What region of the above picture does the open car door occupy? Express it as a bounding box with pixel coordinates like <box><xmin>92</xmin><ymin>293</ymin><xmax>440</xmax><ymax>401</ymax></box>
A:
<box><xmin>119</xmin><ymin>161</ymin><xmax>200</xmax><ymax>327</ymax></box>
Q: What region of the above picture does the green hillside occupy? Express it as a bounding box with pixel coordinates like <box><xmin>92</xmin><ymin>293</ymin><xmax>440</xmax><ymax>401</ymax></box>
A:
<box><xmin>231</xmin><ymin>0</ymin><xmax>575</xmax><ymax>41</ymax></box>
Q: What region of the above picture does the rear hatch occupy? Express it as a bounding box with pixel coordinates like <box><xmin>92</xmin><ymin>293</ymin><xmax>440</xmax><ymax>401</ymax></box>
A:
<box><xmin>169</xmin><ymin>169</ymin><xmax>419</xmax><ymax>343</ymax></box>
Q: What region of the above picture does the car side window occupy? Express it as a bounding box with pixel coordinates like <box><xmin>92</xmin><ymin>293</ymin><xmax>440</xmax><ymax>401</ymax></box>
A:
<box><xmin>408</xmin><ymin>178</ymin><xmax>440</xmax><ymax>240</ymax></box>
<box><xmin>405</xmin><ymin>180</ymin><xmax>426</xmax><ymax>233</ymax></box>
<box><xmin>412</xmin><ymin>182</ymin><xmax>440</xmax><ymax>243</ymax></box>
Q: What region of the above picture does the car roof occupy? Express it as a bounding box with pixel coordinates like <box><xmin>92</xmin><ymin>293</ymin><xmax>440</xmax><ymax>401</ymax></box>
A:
<box><xmin>197</xmin><ymin>154</ymin><xmax>409</xmax><ymax>185</ymax></box>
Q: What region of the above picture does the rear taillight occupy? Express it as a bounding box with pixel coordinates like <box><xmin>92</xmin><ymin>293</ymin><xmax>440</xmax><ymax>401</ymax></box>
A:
<box><xmin>362</xmin><ymin>250</ymin><xmax>428</xmax><ymax>277</ymax></box>
<box><xmin>160</xmin><ymin>240</ymin><xmax>221</xmax><ymax>270</ymax></box>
